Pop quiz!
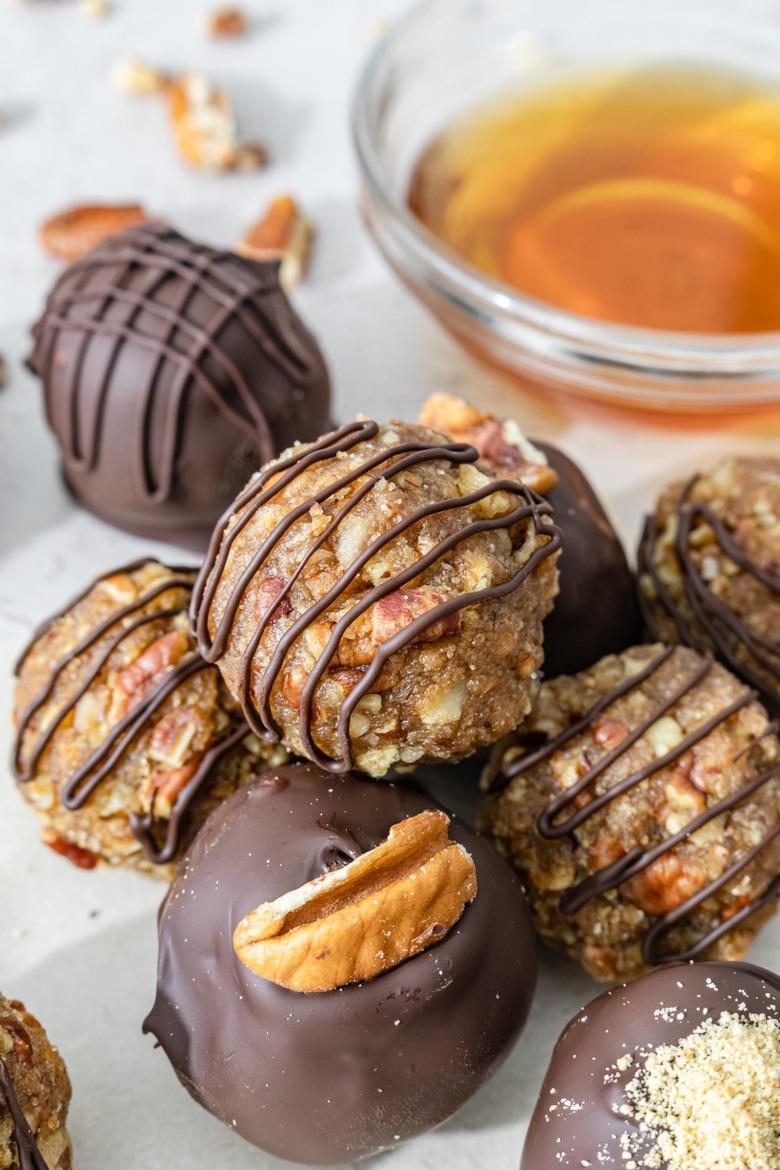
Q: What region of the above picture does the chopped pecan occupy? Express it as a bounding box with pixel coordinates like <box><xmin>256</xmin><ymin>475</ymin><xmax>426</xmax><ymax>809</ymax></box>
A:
<box><xmin>145</xmin><ymin>757</ymin><xmax>202</xmax><ymax>818</ymax></box>
<box><xmin>0</xmin><ymin>1017</ymin><xmax>33</xmax><ymax>1065</ymax></box>
<box><xmin>592</xmin><ymin>716</ymin><xmax>629</xmax><ymax>752</ymax></box>
<box><xmin>625</xmin><ymin>852</ymin><xmax>705</xmax><ymax>916</ymax></box>
<box><xmin>371</xmin><ymin>588</ymin><xmax>460</xmax><ymax>649</ymax></box>
<box><xmin>255</xmin><ymin>576</ymin><xmax>292</xmax><ymax>626</ymax></box>
<box><xmin>43</xmin><ymin>834</ymin><xmax>98</xmax><ymax>870</ymax></box>
<box><xmin>115</xmin><ymin>630</ymin><xmax>188</xmax><ymax>704</ymax></box>
<box><xmin>147</xmin><ymin>706</ymin><xmax>199</xmax><ymax>767</ymax></box>
<box><xmin>418</xmin><ymin>393</ymin><xmax>557</xmax><ymax>494</ymax></box>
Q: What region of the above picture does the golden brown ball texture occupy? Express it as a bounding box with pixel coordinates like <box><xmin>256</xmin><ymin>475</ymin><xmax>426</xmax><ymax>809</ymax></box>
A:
<box><xmin>194</xmin><ymin>418</ymin><xmax>560</xmax><ymax>776</ymax></box>
<box><xmin>13</xmin><ymin>560</ymin><xmax>285</xmax><ymax>878</ymax></box>
<box><xmin>638</xmin><ymin>456</ymin><xmax>780</xmax><ymax>712</ymax></box>
<box><xmin>481</xmin><ymin>644</ymin><xmax>780</xmax><ymax>982</ymax></box>
<box><xmin>0</xmin><ymin>995</ymin><xmax>71</xmax><ymax>1170</ymax></box>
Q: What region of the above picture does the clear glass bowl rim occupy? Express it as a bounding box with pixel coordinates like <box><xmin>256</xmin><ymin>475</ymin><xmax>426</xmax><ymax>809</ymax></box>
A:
<box><xmin>351</xmin><ymin>0</ymin><xmax>780</xmax><ymax>387</ymax></box>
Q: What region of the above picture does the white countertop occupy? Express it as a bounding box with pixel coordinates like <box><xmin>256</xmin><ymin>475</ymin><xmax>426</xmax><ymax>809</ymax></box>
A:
<box><xmin>0</xmin><ymin>2</ymin><xmax>778</xmax><ymax>1167</ymax></box>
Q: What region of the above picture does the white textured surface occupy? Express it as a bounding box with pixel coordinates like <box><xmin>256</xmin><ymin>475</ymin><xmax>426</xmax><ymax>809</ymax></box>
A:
<box><xmin>0</xmin><ymin>2</ymin><xmax>778</xmax><ymax>1168</ymax></box>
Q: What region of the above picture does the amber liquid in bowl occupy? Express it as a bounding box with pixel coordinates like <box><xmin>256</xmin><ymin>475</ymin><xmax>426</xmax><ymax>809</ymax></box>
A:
<box><xmin>410</xmin><ymin>64</ymin><xmax>780</xmax><ymax>334</ymax></box>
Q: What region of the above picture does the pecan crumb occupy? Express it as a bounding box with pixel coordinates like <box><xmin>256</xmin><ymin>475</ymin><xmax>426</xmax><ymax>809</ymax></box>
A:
<box><xmin>206</xmin><ymin>6</ymin><xmax>248</xmax><ymax>37</ymax></box>
<box><xmin>112</xmin><ymin>58</ymin><xmax>168</xmax><ymax>96</ymax></box>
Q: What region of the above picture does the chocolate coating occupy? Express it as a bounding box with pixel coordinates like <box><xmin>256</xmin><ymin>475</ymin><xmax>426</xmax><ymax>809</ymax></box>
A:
<box><xmin>145</xmin><ymin>762</ymin><xmax>537</xmax><ymax>1164</ymax></box>
<box><xmin>520</xmin><ymin>960</ymin><xmax>780</xmax><ymax>1170</ymax></box>
<box><xmin>539</xmin><ymin>442</ymin><xmax>640</xmax><ymax>677</ymax></box>
<box><xmin>27</xmin><ymin>222</ymin><xmax>331</xmax><ymax>549</ymax></box>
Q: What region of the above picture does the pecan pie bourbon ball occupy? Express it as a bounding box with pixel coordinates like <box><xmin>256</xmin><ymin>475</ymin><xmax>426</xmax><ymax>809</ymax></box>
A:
<box><xmin>481</xmin><ymin>644</ymin><xmax>780</xmax><ymax>982</ymax></box>
<box><xmin>12</xmin><ymin>560</ymin><xmax>284</xmax><ymax>877</ymax></box>
<box><xmin>193</xmin><ymin>418</ymin><xmax>561</xmax><ymax>776</ymax></box>
<box><xmin>145</xmin><ymin>761</ymin><xmax>537</xmax><ymax>1164</ymax></box>
<box><xmin>419</xmin><ymin>394</ymin><xmax>639</xmax><ymax>677</ymax></box>
<box><xmin>0</xmin><ymin>994</ymin><xmax>72</xmax><ymax>1170</ymax></box>
<box><xmin>27</xmin><ymin>222</ymin><xmax>332</xmax><ymax>549</ymax></box>
<box><xmin>521</xmin><ymin>961</ymin><xmax>780</xmax><ymax>1170</ymax></box>
<box><xmin>638</xmin><ymin>455</ymin><xmax>780</xmax><ymax>712</ymax></box>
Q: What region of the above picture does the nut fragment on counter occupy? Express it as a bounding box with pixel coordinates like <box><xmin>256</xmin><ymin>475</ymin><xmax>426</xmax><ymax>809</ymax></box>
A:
<box><xmin>80</xmin><ymin>0</ymin><xmax>109</xmax><ymax>18</ymax></box>
<box><xmin>234</xmin><ymin>809</ymin><xmax>478</xmax><ymax>991</ymax></box>
<box><xmin>112</xmin><ymin>57</ymin><xmax>168</xmax><ymax>95</ymax></box>
<box><xmin>168</xmin><ymin>72</ymin><xmax>266</xmax><ymax>171</ymax></box>
<box><xmin>206</xmin><ymin>5</ymin><xmax>248</xmax><ymax>37</ymax></box>
<box><xmin>237</xmin><ymin>195</ymin><xmax>313</xmax><ymax>290</ymax></box>
<box><xmin>39</xmin><ymin>203</ymin><xmax>150</xmax><ymax>262</ymax></box>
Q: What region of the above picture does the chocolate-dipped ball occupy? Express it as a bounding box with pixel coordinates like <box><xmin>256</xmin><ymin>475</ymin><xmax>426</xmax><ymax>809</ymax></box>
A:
<box><xmin>638</xmin><ymin>456</ymin><xmax>779</xmax><ymax>713</ymax></box>
<box><xmin>13</xmin><ymin>559</ymin><xmax>285</xmax><ymax>877</ymax></box>
<box><xmin>145</xmin><ymin>761</ymin><xmax>537</xmax><ymax>1164</ymax></box>
<box><xmin>419</xmin><ymin>395</ymin><xmax>639</xmax><ymax>676</ymax></box>
<box><xmin>0</xmin><ymin>994</ymin><xmax>72</xmax><ymax>1170</ymax></box>
<box><xmin>27</xmin><ymin>222</ymin><xmax>331</xmax><ymax>549</ymax></box>
<box><xmin>481</xmin><ymin>644</ymin><xmax>780</xmax><ymax>982</ymax></box>
<box><xmin>193</xmin><ymin>418</ymin><xmax>561</xmax><ymax>776</ymax></box>
<box><xmin>521</xmin><ymin>961</ymin><xmax>780</xmax><ymax>1170</ymax></box>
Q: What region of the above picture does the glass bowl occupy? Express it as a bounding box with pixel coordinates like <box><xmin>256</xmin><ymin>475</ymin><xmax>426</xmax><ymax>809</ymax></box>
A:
<box><xmin>352</xmin><ymin>0</ymin><xmax>780</xmax><ymax>413</ymax></box>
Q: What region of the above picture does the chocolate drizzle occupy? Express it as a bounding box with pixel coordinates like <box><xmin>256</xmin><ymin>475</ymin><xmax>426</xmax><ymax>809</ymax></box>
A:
<box><xmin>0</xmin><ymin>1057</ymin><xmax>48</xmax><ymax>1170</ymax></box>
<box><xmin>193</xmin><ymin>419</ymin><xmax>561</xmax><ymax>772</ymax></box>
<box><xmin>13</xmin><ymin>560</ymin><xmax>249</xmax><ymax>864</ymax></box>
<box><xmin>493</xmin><ymin>647</ymin><xmax>780</xmax><ymax>964</ymax></box>
<box><xmin>638</xmin><ymin>476</ymin><xmax>780</xmax><ymax>708</ymax></box>
<box><xmin>27</xmin><ymin>222</ymin><xmax>331</xmax><ymax>547</ymax></box>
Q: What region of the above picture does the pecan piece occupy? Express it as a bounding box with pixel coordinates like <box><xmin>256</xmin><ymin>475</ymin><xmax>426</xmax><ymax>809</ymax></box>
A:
<box><xmin>237</xmin><ymin>195</ymin><xmax>313</xmax><ymax>291</ymax></box>
<box><xmin>233</xmin><ymin>810</ymin><xmax>477</xmax><ymax>992</ymax></box>
<box><xmin>144</xmin><ymin>757</ymin><xmax>202</xmax><ymax>819</ymax></box>
<box><xmin>40</xmin><ymin>203</ymin><xmax>150</xmax><ymax>262</ymax></box>
<box><xmin>43</xmin><ymin>834</ymin><xmax>98</xmax><ymax>869</ymax></box>
<box><xmin>115</xmin><ymin>630</ymin><xmax>188</xmax><ymax>703</ymax></box>
<box><xmin>418</xmin><ymin>393</ymin><xmax>557</xmax><ymax>494</ymax></box>
<box><xmin>625</xmin><ymin>852</ymin><xmax>705</xmax><ymax>916</ymax></box>
<box><xmin>206</xmin><ymin>5</ymin><xmax>248</xmax><ymax>37</ymax></box>
<box><xmin>147</xmin><ymin>706</ymin><xmax>200</xmax><ymax>767</ymax></box>
<box><xmin>371</xmin><ymin>587</ymin><xmax>460</xmax><ymax>649</ymax></box>
<box><xmin>168</xmin><ymin>72</ymin><xmax>240</xmax><ymax>170</ymax></box>
<box><xmin>592</xmin><ymin>716</ymin><xmax>629</xmax><ymax>752</ymax></box>
<box><xmin>255</xmin><ymin>576</ymin><xmax>292</xmax><ymax>626</ymax></box>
